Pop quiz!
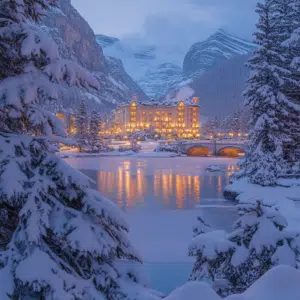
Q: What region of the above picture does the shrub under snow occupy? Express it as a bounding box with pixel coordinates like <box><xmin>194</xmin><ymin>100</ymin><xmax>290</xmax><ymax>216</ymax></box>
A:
<box><xmin>189</xmin><ymin>201</ymin><xmax>299</xmax><ymax>297</ymax></box>
<box><xmin>167</xmin><ymin>265</ymin><xmax>300</xmax><ymax>300</ymax></box>
<box><xmin>154</xmin><ymin>144</ymin><xmax>181</xmax><ymax>154</ymax></box>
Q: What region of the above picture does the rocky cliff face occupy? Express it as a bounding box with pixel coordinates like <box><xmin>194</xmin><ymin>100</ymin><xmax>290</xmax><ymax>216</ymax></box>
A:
<box><xmin>42</xmin><ymin>0</ymin><xmax>147</xmax><ymax>111</ymax></box>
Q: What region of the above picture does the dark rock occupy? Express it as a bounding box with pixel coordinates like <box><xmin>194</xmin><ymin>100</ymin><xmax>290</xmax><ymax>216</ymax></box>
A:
<box><xmin>223</xmin><ymin>189</ymin><xmax>240</xmax><ymax>201</ymax></box>
<box><xmin>42</xmin><ymin>0</ymin><xmax>148</xmax><ymax>111</ymax></box>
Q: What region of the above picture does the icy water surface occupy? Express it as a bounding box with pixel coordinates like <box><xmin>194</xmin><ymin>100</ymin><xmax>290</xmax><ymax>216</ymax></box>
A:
<box><xmin>77</xmin><ymin>156</ymin><xmax>237</xmax><ymax>210</ymax></box>
<box><xmin>66</xmin><ymin>156</ymin><xmax>238</xmax><ymax>294</ymax></box>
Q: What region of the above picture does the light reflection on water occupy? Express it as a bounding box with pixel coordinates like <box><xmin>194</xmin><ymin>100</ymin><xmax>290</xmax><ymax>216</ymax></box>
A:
<box><xmin>76</xmin><ymin>157</ymin><xmax>238</xmax><ymax>294</ymax></box>
<box><xmin>81</xmin><ymin>159</ymin><xmax>236</xmax><ymax>211</ymax></box>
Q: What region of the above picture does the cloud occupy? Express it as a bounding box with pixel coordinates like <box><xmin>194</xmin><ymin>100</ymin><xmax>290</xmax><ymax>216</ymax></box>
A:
<box><xmin>71</xmin><ymin>0</ymin><xmax>260</xmax><ymax>48</ymax></box>
<box><xmin>166</xmin><ymin>86</ymin><xmax>195</xmax><ymax>103</ymax></box>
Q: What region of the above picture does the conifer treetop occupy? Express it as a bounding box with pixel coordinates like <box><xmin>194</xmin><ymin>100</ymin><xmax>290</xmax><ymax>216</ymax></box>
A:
<box><xmin>0</xmin><ymin>0</ymin><xmax>99</xmax><ymax>136</ymax></box>
<box><xmin>0</xmin><ymin>0</ymin><xmax>57</xmax><ymax>22</ymax></box>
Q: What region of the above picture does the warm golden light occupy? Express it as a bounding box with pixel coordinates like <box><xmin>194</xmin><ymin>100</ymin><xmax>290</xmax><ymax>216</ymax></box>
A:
<box><xmin>106</xmin><ymin>99</ymin><xmax>200</xmax><ymax>139</ymax></box>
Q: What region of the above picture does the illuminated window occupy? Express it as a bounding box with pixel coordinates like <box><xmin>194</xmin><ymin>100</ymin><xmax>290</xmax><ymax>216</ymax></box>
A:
<box><xmin>56</xmin><ymin>113</ymin><xmax>64</xmax><ymax>120</ymax></box>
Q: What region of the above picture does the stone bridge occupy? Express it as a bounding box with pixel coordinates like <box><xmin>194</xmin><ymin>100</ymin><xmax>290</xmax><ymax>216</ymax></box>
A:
<box><xmin>177</xmin><ymin>140</ymin><xmax>248</xmax><ymax>157</ymax></box>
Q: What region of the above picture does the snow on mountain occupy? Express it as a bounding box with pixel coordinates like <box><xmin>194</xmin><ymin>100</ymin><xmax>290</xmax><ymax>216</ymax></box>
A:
<box><xmin>139</xmin><ymin>63</ymin><xmax>182</xmax><ymax>98</ymax></box>
<box><xmin>164</xmin><ymin>30</ymin><xmax>256</xmax><ymax>117</ymax></box>
<box><xmin>42</xmin><ymin>0</ymin><xmax>148</xmax><ymax>111</ymax></box>
<box><xmin>96</xmin><ymin>29</ymin><xmax>255</xmax><ymax>112</ymax></box>
<box><xmin>182</xmin><ymin>29</ymin><xmax>256</xmax><ymax>78</ymax></box>
<box><xmin>96</xmin><ymin>35</ymin><xmax>183</xmax><ymax>98</ymax></box>
<box><xmin>96</xmin><ymin>34</ymin><xmax>119</xmax><ymax>49</ymax></box>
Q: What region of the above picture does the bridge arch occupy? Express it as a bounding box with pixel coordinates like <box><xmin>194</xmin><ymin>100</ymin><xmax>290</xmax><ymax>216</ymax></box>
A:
<box><xmin>186</xmin><ymin>145</ymin><xmax>211</xmax><ymax>156</ymax></box>
<box><xmin>217</xmin><ymin>146</ymin><xmax>245</xmax><ymax>158</ymax></box>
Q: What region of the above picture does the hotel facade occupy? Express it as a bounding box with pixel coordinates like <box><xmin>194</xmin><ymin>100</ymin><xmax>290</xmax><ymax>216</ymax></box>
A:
<box><xmin>113</xmin><ymin>97</ymin><xmax>201</xmax><ymax>139</ymax></box>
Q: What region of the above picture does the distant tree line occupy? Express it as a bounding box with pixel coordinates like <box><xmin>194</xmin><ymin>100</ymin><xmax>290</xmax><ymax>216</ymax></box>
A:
<box><xmin>202</xmin><ymin>109</ymin><xmax>250</xmax><ymax>137</ymax></box>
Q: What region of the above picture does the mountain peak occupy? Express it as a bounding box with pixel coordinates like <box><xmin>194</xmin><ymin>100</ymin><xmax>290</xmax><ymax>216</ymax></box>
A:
<box><xmin>183</xmin><ymin>30</ymin><xmax>256</xmax><ymax>76</ymax></box>
<box><xmin>215</xmin><ymin>28</ymin><xmax>227</xmax><ymax>34</ymax></box>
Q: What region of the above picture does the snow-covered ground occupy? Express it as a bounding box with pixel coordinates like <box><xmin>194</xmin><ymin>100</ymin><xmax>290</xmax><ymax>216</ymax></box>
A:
<box><xmin>165</xmin><ymin>265</ymin><xmax>300</xmax><ymax>300</ymax></box>
<box><xmin>225</xmin><ymin>178</ymin><xmax>300</xmax><ymax>230</ymax></box>
<box><xmin>59</xmin><ymin>140</ymin><xmax>178</xmax><ymax>158</ymax></box>
<box><xmin>59</xmin><ymin>150</ymin><xmax>135</xmax><ymax>158</ymax></box>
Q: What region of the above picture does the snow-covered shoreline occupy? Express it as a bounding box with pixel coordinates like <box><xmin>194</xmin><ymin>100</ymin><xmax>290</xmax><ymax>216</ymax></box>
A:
<box><xmin>224</xmin><ymin>178</ymin><xmax>300</xmax><ymax>230</ymax></box>
<box><xmin>59</xmin><ymin>150</ymin><xmax>181</xmax><ymax>159</ymax></box>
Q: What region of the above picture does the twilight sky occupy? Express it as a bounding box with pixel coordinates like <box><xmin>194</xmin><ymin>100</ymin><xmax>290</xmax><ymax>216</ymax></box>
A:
<box><xmin>71</xmin><ymin>0</ymin><xmax>259</xmax><ymax>47</ymax></box>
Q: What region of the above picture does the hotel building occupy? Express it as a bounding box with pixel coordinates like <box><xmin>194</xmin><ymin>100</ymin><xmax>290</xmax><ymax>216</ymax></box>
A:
<box><xmin>113</xmin><ymin>97</ymin><xmax>201</xmax><ymax>139</ymax></box>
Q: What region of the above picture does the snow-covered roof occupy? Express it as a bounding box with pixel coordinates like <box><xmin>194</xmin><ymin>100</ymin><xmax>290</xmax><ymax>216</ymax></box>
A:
<box><xmin>117</xmin><ymin>98</ymin><xmax>200</xmax><ymax>108</ymax></box>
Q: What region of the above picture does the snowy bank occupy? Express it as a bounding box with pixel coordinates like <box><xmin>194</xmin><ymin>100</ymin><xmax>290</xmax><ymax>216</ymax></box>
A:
<box><xmin>225</xmin><ymin>265</ymin><xmax>300</xmax><ymax>300</ymax></box>
<box><xmin>165</xmin><ymin>265</ymin><xmax>300</xmax><ymax>300</ymax></box>
<box><xmin>224</xmin><ymin>178</ymin><xmax>300</xmax><ymax>230</ymax></box>
<box><xmin>59</xmin><ymin>150</ymin><xmax>135</xmax><ymax>158</ymax></box>
<box><xmin>165</xmin><ymin>282</ymin><xmax>220</xmax><ymax>300</ymax></box>
<box><xmin>59</xmin><ymin>150</ymin><xmax>180</xmax><ymax>159</ymax></box>
<box><xmin>206</xmin><ymin>165</ymin><xmax>222</xmax><ymax>172</ymax></box>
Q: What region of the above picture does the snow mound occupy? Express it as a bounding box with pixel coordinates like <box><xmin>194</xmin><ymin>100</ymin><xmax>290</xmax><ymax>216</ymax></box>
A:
<box><xmin>206</xmin><ymin>165</ymin><xmax>222</xmax><ymax>172</ymax></box>
<box><xmin>165</xmin><ymin>266</ymin><xmax>300</xmax><ymax>300</ymax></box>
<box><xmin>225</xmin><ymin>265</ymin><xmax>300</xmax><ymax>300</ymax></box>
<box><xmin>190</xmin><ymin>230</ymin><xmax>234</xmax><ymax>260</ymax></box>
<box><xmin>165</xmin><ymin>281</ymin><xmax>221</xmax><ymax>300</ymax></box>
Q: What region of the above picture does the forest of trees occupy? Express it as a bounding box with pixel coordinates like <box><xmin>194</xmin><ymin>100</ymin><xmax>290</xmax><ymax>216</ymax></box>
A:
<box><xmin>201</xmin><ymin>109</ymin><xmax>250</xmax><ymax>137</ymax></box>
<box><xmin>0</xmin><ymin>1</ymin><xmax>155</xmax><ymax>299</ymax></box>
<box><xmin>190</xmin><ymin>0</ymin><xmax>300</xmax><ymax>297</ymax></box>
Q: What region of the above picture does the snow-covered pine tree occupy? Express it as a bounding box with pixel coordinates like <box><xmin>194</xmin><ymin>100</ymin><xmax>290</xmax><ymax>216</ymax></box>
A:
<box><xmin>0</xmin><ymin>1</ymin><xmax>154</xmax><ymax>299</ymax></box>
<box><xmin>218</xmin><ymin>117</ymin><xmax>227</xmax><ymax>136</ymax></box>
<box><xmin>75</xmin><ymin>99</ymin><xmax>89</xmax><ymax>152</ymax></box>
<box><xmin>238</xmin><ymin>109</ymin><xmax>250</xmax><ymax>136</ymax></box>
<box><xmin>192</xmin><ymin>215</ymin><xmax>212</xmax><ymax>238</ymax></box>
<box><xmin>280</xmin><ymin>0</ymin><xmax>300</xmax><ymax>173</ymax></box>
<box><xmin>228</xmin><ymin>111</ymin><xmax>241</xmax><ymax>135</ymax></box>
<box><xmin>189</xmin><ymin>228</ymin><xmax>235</xmax><ymax>295</ymax></box>
<box><xmin>189</xmin><ymin>200</ymin><xmax>299</xmax><ymax>297</ymax></box>
<box><xmin>88</xmin><ymin>109</ymin><xmax>105</xmax><ymax>152</ymax></box>
<box><xmin>202</xmin><ymin>117</ymin><xmax>220</xmax><ymax>137</ymax></box>
<box><xmin>234</xmin><ymin>0</ymin><xmax>300</xmax><ymax>186</ymax></box>
<box><xmin>64</xmin><ymin>108</ymin><xmax>74</xmax><ymax>136</ymax></box>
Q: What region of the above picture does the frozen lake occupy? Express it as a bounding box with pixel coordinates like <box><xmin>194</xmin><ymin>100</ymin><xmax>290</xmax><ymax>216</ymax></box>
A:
<box><xmin>65</xmin><ymin>155</ymin><xmax>238</xmax><ymax>294</ymax></box>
